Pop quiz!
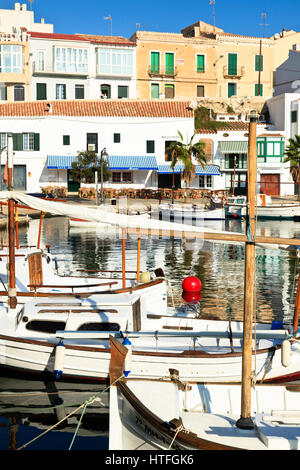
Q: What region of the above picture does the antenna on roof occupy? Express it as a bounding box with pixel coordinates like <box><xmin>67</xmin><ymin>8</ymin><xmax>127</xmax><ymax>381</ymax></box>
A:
<box><xmin>209</xmin><ymin>0</ymin><xmax>216</xmax><ymax>33</ymax></box>
<box><xmin>260</xmin><ymin>13</ymin><xmax>269</xmax><ymax>37</ymax></box>
<box><xmin>104</xmin><ymin>15</ymin><xmax>112</xmax><ymax>36</ymax></box>
<box><xmin>28</xmin><ymin>0</ymin><xmax>34</xmax><ymax>10</ymax></box>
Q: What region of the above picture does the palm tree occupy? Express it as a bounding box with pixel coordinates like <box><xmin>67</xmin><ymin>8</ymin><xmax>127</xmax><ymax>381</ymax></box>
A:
<box><xmin>166</xmin><ymin>131</ymin><xmax>207</xmax><ymax>202</ymax></box>
<box><xmin>284</xmin><ymin>135</ymin><xmax>300</xmax><ymax>200</ymax></box>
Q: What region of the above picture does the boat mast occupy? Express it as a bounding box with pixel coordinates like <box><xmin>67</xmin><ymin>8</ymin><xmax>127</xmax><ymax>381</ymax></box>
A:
<box><xmin>236</xmin><ymin>116</ymin><xmax>257</xmax><ymax>429</ymax></box>
<box><xmin>7</xmin><ymin>133</ymin><xmax>17</xmax><ymax>309</ymax></box>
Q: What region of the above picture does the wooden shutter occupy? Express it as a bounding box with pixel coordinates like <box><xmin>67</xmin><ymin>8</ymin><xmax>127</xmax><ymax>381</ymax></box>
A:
<box><xmin>228</xmin><ymin>53</ymin><xmax>237</xmax><ymax>75</ymax></box>
<box><xmin>255</xmin><ymin>55</ymin><xmax>264</xmax><ymax>72</ymax></box>
<box><xmin>34</xmin><ymin>134</ymin><xmax>40</xmax><ymax>151</ymax></box>
<box><xmin>36</xmin><ymin>83</ymin><xmax>47</xmax><ymax>100</ymax></box>
<box><xmin>165</xmin><ymin>53</ymin><xmax>174</xmax><ymax>74</ymax></box>
<box><xmin>151</xmin><ymin>52</ymin><xmax>160</xmax><ymax>73</ymax></box>
<box><xmin>13</xmin><ymin>133</ymin><xmax>23</xmax><ymax>151</ymax></box>
<box><xmin>197</xmin><ymin>55</ymin><xmax>205</xmax><ymax>72</ymax></box>
<box><xmin>165</xmin><ymin>84</ymin><xmax>174</xmax><ymax>98</ymax></box>
<box><xmin>146</xmin><ymin>140</ymin><xmax>155</xmax><ymax>153</ymax></box>
<box><xmin>255</xmin><ymin>83</ymin><xmax>263</xmax><ymax>96</ymax></box>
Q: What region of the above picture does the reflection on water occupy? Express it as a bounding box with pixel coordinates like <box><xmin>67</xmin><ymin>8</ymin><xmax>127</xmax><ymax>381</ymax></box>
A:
<box><xmin>1</xmin><ymin>215</ymin><xmax>300</xmax><ymax>449</ymax></box>
<box><xmin>5</xmin><ymin>215</ymin><xmax>300</xmax><ymax>325</ymax></box>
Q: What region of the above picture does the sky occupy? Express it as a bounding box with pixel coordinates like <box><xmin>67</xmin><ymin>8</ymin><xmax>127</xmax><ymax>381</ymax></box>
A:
<box><xmin>1</xmin><ymin>0</ymin><xmax>300</xmax><ymax>39</ymax></box>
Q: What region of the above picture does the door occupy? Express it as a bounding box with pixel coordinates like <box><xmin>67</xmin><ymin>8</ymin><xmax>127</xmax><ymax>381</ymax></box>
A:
<box><xmin>67</xmin><ymin>170</ymin><xmax>80</xmax><ymax>193</ymax></box>
<box><xmin>228</xmin><ymin>53</ymin><xmax>237</xmax><ymax>75</ymax></box>
<box><xmin>228</xmin><ymin>82</ymin><xmax>236</xmax><ymax>98</ymax></box>
<box><xmin>165</xmin><ymin>53</ymin><xmax>174</xmax><ymax>75</ymax></box>
<box><xmin>260</xmin><ymin>174</ymin><xmax>280</xmax><ymax>196</ymax></box>
<box><xmin>158</xmin><ymin>173</ymin><xmax>181</xmax><ymax>189</ymax></box>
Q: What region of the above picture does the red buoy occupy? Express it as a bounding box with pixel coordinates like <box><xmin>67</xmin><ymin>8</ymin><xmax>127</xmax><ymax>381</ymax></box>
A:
<box><xmin>182</xmin><ymin>276</ymin><xmax>202</xmax><ymax>293</ymax></box>
<box><xmin>182</xmin><ymin>291</ymin><xmax>201</xmax><ymax>303</ymax></box>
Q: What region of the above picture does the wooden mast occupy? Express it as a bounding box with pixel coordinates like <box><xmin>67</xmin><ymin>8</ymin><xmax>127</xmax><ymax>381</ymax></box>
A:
<box><xmin>7</xmin><ymin>133</ymin><xmax>17</xmax><ymax>309</ymax></box>
<box><xmin>236</xmin><ymin>116</ymin><xmax>257</xmax><ymax>429</ymax></box>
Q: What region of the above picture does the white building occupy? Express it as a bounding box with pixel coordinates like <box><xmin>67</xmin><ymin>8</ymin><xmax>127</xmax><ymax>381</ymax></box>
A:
<box><xmin>0</xmin><ymin>99</ymin><xmax>199</xmax><ymax>193</ymax></box>
<box><xmin>0</xmin><ymin>2</ymin><xmax>53</xmax><ymax>34</ymax></box>
<box><xmin>29</xmin><ymin>32</ymin><xmax>137</xmax><ymax>101</ymax></box>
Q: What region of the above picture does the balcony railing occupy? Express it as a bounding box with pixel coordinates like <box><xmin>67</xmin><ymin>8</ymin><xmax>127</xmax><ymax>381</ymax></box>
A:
<box><xmin>223</xmin><ymin>66</ymin><xmax>245</xmax><ymax>78</ymax></box>
<box><xmin>0</xmin><ymin>32</ymin><xmax>29</xmax><ymax>43</ymax></box>
<box><xmin>32</xmin><ymin>62</ymin><xmax>89</xmax><ymax>76</ymax></box>
<box><xmin>148</xmin><ymin>65</ymin><xmax>177</xmax><ymax>78</ymax></box>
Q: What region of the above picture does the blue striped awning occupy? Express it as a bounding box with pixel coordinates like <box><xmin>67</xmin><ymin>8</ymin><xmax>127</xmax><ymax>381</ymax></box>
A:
<box><xmin>47</xmin><ymin>155</ymin><xmax>78</xmax><ymax>169</ymax></box>
<box><xmin>158</xmin><ymin>164</ymin><xmax>220</xmax><ymax>176</ymax></box>
<box><xmin>108</xmin><ymin>156</ymin><xmax>158</xmax><ymax>171</ymax></box>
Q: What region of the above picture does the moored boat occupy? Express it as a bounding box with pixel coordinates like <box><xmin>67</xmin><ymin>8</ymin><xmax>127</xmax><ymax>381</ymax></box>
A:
<box><xmin>225</xmin><ymin>194</ymin><xmax>300</xmax><ymax>220</ymax></box>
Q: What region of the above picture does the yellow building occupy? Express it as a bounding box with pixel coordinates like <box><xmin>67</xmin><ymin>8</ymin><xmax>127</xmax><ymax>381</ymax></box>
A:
<box><xmin>131</xmin><ymin>21</ymin><xmax>274</xmax><ymax>101</ymax></box>
<box><xmin>0</xmin><ymin>31</ymin><xmax>31</xmax><ymax>102</ymax></box>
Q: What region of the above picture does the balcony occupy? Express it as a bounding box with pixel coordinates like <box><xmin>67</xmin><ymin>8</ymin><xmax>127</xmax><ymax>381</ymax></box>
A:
<box><xmin>223</xmin><ymin>66</ymin><xmax>245</xmax><ymax>79</ymax></box>
<box><xmin>32</xmin><ymin>62</ymin><xmax>89</xmax><ymax>77</ymax></box>
<box><xmin>148</xmin><ymin>65</ymin><xmax>177</xmax><ymax>78</ymax></box>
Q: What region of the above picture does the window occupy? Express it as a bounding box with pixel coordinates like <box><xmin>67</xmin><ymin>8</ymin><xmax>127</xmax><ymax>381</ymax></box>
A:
<box><xmin>26</xmin><ymin>320</ymin><xmax>66</xmax><ymax>334</ymax></box>
<box><xmin>228</xmin><ymin>53</ymin><xmax>238</xmax><ymax>75</ymax></box>
<box><xmin>197</xmin><ymin>85</ymin><xmax>205</xmax><ymax>97</ymax></box>
<box><xmin>255</xmin><ymin>54</ymin><xmax>264</xmax><ymax>72</ymax></box>
<box><xmin>97</xmin><ymin>48</ymin><xmax>133</xmax><ymax>76</ymax></box>
<box><xmin>0</xmin><ymin>133</ymin><xmax>7</xmax><ymax>149</ymax></box>
<box><xmin>165</xmin><ymin>140</ymin><xmax>176</xmax><ymax>161</ymax></box>
<box><xmin>14</xmin><ymin>85</ymin><xmax>25</xmax><ymax>101</ymax></box>
<box><xmin>199</xmin><ymin>175</ymin><xmax>212</xmax><ymax>189</ymax></box>
<box><xmin>36</xmin><ymin>83</ymin><xmax>47</xmax><ymax>100</ymax></box>
<box><xmin>165</xmin><ymin>84</ymin><xmax>174</xmax><ymax>99</ymax></box>
<box><xmin>101</xmin><ymin>84</ymin><xmax>111</xmax><ymax>98</ymax></box>
<box><xmin>113</xmin><ymin>133</ymin><xmax>121</xmax><ymax>143</ymax></box>
<box><xmin>75</xmin><ymin>84</ymin><xmax>84</xmax><ymax>99</ymax></box>
<box><xmin>292</xmin><ymin>110</ymin><xmax>298</xmax><ymax>123</ymax></box>
<box><xmin>36</xmin><ymin>50</ymin><xmax>45</xmax><ymax>71</ymax></box>
<box><xmin>165</xmin><ymin>53</ymin><xmax>174</xmax><ymax>75</ymax></box>
<box><xmin>228</xmin><ymin>82</ymin><xmax>237</xmax><ymax>98</ymax></box>
<box><xmin>146</xmin><ymin>140</ymin><xmax>155</xmax><ymax>153</ymax></box>
<box><xmin>112</xmin><ymin>172</ymin><xmax>132</xmax><ymax>183</ymax></box>
<box><xmin>118</xmin><ymin>85</ymin><xmax>128</xmax><ymax>98</ymax></box>
<box><xmin>255</xmin><ymin>83</ymin><xmax>263</xmax><ymax>96</ymax></box>
<box><xmin>150</xmin><ymin>52</ymin><xmax>160</xmax><ymax>74</ymax></box>
<box><xmin>77</xmin><ymin>322</ymin><xmax>120</xmax><ymax>331</ymax></box>
<box><xmin>151</xmin><ymin>83</ymin><xmax>159</xmax><ymax>98</ymax></box>
<box><xmin>87</xmin><ymin>133</ymin><xmax>98</xmax><ymax>153</ymax></box>
<box><xmin>63</xmin><ymin>135</ymin><xmax>70</xmax><ymax>145</ymax></box>
<box><xmin>0</xmin><ymin>45</ymin><xmax>22</xmax><ymax>73</ymax></box>
<box><xmin>197</xmin><ymin>54</ymin><xmax>205</xmax><ymax>72</ymax></box>
<box><xmin>23</xmin><ymin>133</ymin><xmax>34</xmax><ymax>151</ymax></box>
<box><xmin>56</xmin><ymin>84</ymin><xmax>66</xmax><ymax>99</ymax></box>
<box><xmin>54</xmin><ymin>47</ymin><xmax>88</xmax><ymax>73</ymax></box>
<box><xmin>0</xmin><ymin>85</ymin><xmax>7</xmax><ymax>101</ymax></box>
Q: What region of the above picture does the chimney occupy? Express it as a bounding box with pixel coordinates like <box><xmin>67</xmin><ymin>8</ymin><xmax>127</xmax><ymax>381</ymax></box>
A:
<box><xmin>41</xmin><ymin>18</ymin><xmax>45</xmax><ymax>24</ymax></box>
<box><xmin>15</xmin><ymin>3</ymin><xmax>21</xmax><ymax>10</ymax></box>
<box><xmin>21</xmin><ymin>3</ymin><xmax>27</xmax><ymax>10</ymax></box>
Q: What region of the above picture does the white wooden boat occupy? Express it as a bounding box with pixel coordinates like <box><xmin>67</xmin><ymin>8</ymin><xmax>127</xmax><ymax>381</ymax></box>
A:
<box><xmin>155</xmin><ymin>203</ymin><xmax>225</xmax><ymax>220</ymax></box>
<box><xmin>225</xmin><ymin>194</ymin><xmax>300</xmax><ymax>220</ymax></box>
<box><xmin>109</xmin><ymin>371</ymin><xmax>300</xmax><ymax>450</ymax></box>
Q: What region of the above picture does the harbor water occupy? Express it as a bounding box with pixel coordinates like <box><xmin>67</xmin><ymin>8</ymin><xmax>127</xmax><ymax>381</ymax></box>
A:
<box><xmin>0</xmin><ymin>214</ymin><xmax>300</xmax><ymax>450</ymax></box>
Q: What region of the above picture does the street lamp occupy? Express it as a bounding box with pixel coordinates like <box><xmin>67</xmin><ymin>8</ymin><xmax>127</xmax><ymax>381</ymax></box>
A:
<box><xmin>100</xmin><ymin>147</ymin><xmax>108</xmax><ymax>204</ymax></box>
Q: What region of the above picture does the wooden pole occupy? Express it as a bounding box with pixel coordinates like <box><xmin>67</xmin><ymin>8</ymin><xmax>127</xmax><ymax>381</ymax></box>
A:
<box><xmin>37</xmin><ymin>212</ymin><xmax>44</xmax><ymax>249</ymax></box>
<box><xmin>15</xmin><ymin>205</ymin><xmax>19</xmax><ymax>249</ymax></box>
<box><xmin>7</xmin><ymin>133</ymin><xmax>17</xmax><ymax>309</ymax></box>
<box><xmin>293</xmin><ymin>272</ymin><xmax>300</xmax><ymax>334</ymax></box>
<box><xmin>122</xmin><ymin>228</ymin><xmax>126</xmax><ymax>288</ymax></box>
<box><xmin>236</xmin><ymin>117</ymin><xmax>257</xmax><ymax>429</ymax></box>
<box><xmin>136</xmin><ymin>235</ymin><xmax>141</xmax><ymax>283</ymax></box>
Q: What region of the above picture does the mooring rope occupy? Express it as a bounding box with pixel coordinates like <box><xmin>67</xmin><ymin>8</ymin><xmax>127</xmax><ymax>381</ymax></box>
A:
<box><xmin>16</xmin><ymin>374</ymin><xmax>125</xmax><ymax>451</ymax></box>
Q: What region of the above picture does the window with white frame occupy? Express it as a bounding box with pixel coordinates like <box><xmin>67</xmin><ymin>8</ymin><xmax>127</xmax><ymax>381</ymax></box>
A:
<box><xmin>56</xmin><ymin>84</ymin><xmax>66</xmax><ymax>99</ymax></box>
<box><xmin>199</xmin><ymin>175</ymin><xmax>212</xmax><ymax>188</ymax></box>
<box><xmin>23</xmin><ymin>133</ymin><xmax>34</xmax><ymax>151</ymax></box>
<box><xmin>97</xmin><ymin>48</ymin><xmax>133</xmax><ymax>76</ymax></box>
<box><xmin>0</xmin><ymin>133</ymin><xmax>7</xmax><ymax>150</ymax></box>
<box><xmin>36</xmin><ymin>50</ymin><xmax>45</xmax><ymax>71</ymax></box>
<box><xmin>0</xmin><ymin>45</ymin><xmax>22</xmax><ymax>73</ymax></box>
<box><xmin>54</xmin><ymin>47</ymin><xmax>88</xmax><ymax>73</ymax></box>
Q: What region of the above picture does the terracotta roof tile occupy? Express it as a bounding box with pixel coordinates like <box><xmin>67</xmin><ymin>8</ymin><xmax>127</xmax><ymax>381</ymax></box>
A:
<box><xmin>28</xmin><ymin>32</ymin><xmax>135</xmax><ymax>46</ymax></box>
<box><xmin>0</xmin><ymin>100</ymin><xmax>194</xmax><ymax>118</ymax></box>
<box><xmin>195</xmin><ymin>122</ymin><xmax>250</xmax><ymax>134</ymax></box>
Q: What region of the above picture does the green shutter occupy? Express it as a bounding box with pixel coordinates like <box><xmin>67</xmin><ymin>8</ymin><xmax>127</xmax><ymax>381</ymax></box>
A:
<box><xmin>197</xmin><ymin>55</ymin><xmax>205</xmax><ymax>72</ymax></box>
<box><xmin>118</xmin><ymin>86</ymin><xmax>128</xmax><ymax>98</ymax></box>
<box><xmin>13</xmin><ymin>133</ymin><xmax>23</xmax><ymax>151</ymax></box>
<box><xmin>228</xmin><ymin>83</ymin><xmax>236</xmax><ymax>98</ymax></box>
<box><xmin>255</xmin><ymin>83</ymin><xmax>263</xmax><ymax>96</ymax></box>
<box><xmin>255</xmin><ymin>55</ymin><xmax>264</xmax><ymax>72</ymax></box>
<box><xmin>34</xmin><ymin>133</ymin><xmax>40</xmax><ymax>151</ymax></box>
<box><xmin>151</xmin><ymin>83</ymin><xmax>159</xmax><ymax>98</ymax></box>
<box><xmin>150</xmin><ymin>52</ymin><xmax>160</xmax><ymax>74</ymax></box>
<box><xmin>165</xmin><ymin>53</ymin><xmax>174</xmax><ymax>75</ymax></box>
<box><xmin>36</xmin><ymin>83</ymin><xmax>47</xmax><ymax>100</ymax></box>
<box><xmin>146</xmin><ymin>140</ymin><xmax>155</xmax><ymax>153</ymax></box>
<box><xmin>228</xmin><ymin>53</ymin><xmax>237</xmax><ymax>75</ymax></box>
